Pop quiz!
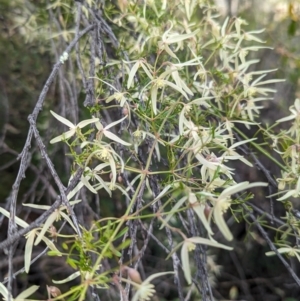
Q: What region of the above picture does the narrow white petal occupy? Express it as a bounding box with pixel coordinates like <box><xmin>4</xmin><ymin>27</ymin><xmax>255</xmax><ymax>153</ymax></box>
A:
<box><xmin>166</xmin><ymin>30</ymin><xmax>199</xmax><ymax>44</ymax></box>
<box><xmin>0</xmin><ymin>207</ymin><xmax>29</xmax><ymax>228</ymax></box>
<box><xmin>81</xmin><ymin>175</ymin><xmax>97</xmax><ymax>194</ymax></box>
<box><xmin>52</xmin><ymin>271</ymin><xmax>81</xmax><ymax>284</ymax></box>
<box><xmin>104</xmin><ymin>130</ymin><xmax>131</xmax><ymax>146</ymax></box>
<box><xmin>77</xmin><ymin>118</ymin><xmax>99</xmax><ymax>128</ymax></box>
<box><xmin>104</xmin><ymin>115</ymin><xmax>128</xmax><ymax>130</ymax></box>
<box><xmin>189</xmin><ymin>237</ymin><xmax>233</xmax><ymax>250</ymax></box>
<box><xmin>15</xmin><ymin>285</ymin><xmax>39</xmax><ymax>299</ymax></box>
<box><xmin>0</xmin><ymin>283</ymin><xmax>9</xmax><ymax>300</ymax></box>
<box><xmin>50</xmin><ymin>130</ymin><xmax>75</xmax><ymax>144</ymax></box>
<box><xmin>50</xmin><ymin>110</ymin><xmax>75</xmax><ymax>128</ymax></box>
<box><xmin>213</xmin><ymin>203</ymin><xmax>234</xmax><ymax>241</ymax></box>
<box><xmin>181</xmin><ymin>242</ymin><xmax>191</xmax><ymax>285</ymax></box>
<box><xmin>34</xmin><ymin>212</ymin><xmax>57</xmax><ymax>246</ymax></box>
<box><xmin>25</xmin><ymin>231</ymin><xmax>36</xmax><ymax>273</ymax></box>
<box><xmin>127</xmin><ymin>61</ymin><xmax>140</xmax><ymax>89</ymax></box>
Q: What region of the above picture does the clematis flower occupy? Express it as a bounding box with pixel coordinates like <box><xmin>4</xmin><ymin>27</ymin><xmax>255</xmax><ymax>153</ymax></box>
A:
<box><xmin>266</xmin><ymin>245</ymin><xmax>300</xmax><ymax>262</ymax></box>
<box><xmin>210</xmin><ymin>181</ymin><xmax>268</xmax><ymax>241</ymax></box>
<box><xmin>276</xmin><ymin>98</ymin><xmax>300</xmax><ymax>136</ymax></box>
<box><xmin>95</xmin><ymin>116</ymin><xmax>131</xmax><ymax>146</ymax></box>
<box><xmin>180</xmin><ymin>237</ymin><xmax>233</xmax><ymax>284</ymax></box>
<box><xmin>68</xmin><ymin>166</ymin><xmax>112</xmax><ymax>198</ymax></box>
<box><xmin>22</xmin><ymin>200</ymin><xmax>82</xmax><ymax>245</ymax></box>
<box><xmin>276</xmin><ymin>171</ymin><xmax>294</xmax><ymax>191</ymax></box>
<box><xmin>149</xmin><ymin>77</ymin><xmax>189</xmax><ymax>115</ymax></box>
<box><xmin>222</xmin><ymin>138</ymin><xmax>256</xmax><ymax>167</ymax></box>
<box><xmin>158</xmin><ymin>21</ymin><xmax>199</xmax><ymax>59</ymax></box>
<box><xmin>277</xmin><ymin>98</ymin><xmax>300</xmax><ymax>123</ymax></box>
<box><xmin>195</xmin><ymin>152</ymin><xmax>235</xmax><ymax>182</ymax></box>
<box><xmin>129</xmin><ymin>271</ymin><xmax>174</xmax><ymax>301</ymax></box>
<box><xmin>276</xmin><ymin>176</ymin><xmax>300</xmax><ymax>201</ymax></box>
<box><xmin>124</xmin><ymin>58</ymin><xmax>153</xmax><ymax>89</ymax></box>
<box><xmin>94</xmin><ymin>77</ymin><xmax>129</xmax><ymax>108</ymax></box>
<box><xmin>50</xmin><ymin>110</ymin><xmax>99</xmax><ymax>144</ymax></box>
<box><xmin>0</xmin><ymin>207</ymin><xmax>62</xmax><ymax>274</ymax></box>
<box><xmin>76</xmin><ymin>142</ymin><xmax>129</xmax><ymax>193</ymax></box>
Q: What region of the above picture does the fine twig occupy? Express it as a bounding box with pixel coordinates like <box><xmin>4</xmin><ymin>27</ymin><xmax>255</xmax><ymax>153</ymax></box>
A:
<box><xmin>28</xmin><ymin>115</ymin><xmax>82</xmax><ymax>237</ymax></box>
<box><xmin>0</xmin><ymin>167</ymin><xmax>84</xmax><ymax>251</ymax></box>
<box><xmin>244</xmin><ymin>204</ymin><xmax>300</xmax><ymax>287</ymax></box>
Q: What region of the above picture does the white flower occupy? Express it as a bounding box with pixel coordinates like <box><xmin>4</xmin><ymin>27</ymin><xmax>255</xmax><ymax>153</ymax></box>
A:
<box><xmin>266</xmin><ymin>245</ymin><xmax>300</xmax><ymax>262</ymax></box>
<box><xmin>0</xmin><ymin>207</ymin><xmax>62</xmax><ymax>274</ymax></box>
<box><xmin>93</xmin><ymin>77</ymin><xmax>129</xmax><ymax>108</ymax></box>
<box><xmin>131</xmin><ymin>272</ymin><xmax>174</xmax><ymax>301</ymax></box>
<box><xmin>277</xmin><ymin>99</ymin><xmax>300</xmax><ymax>123</ymax></box>
<box><xmin>59</xmin><ymin>51</ymin><xmax>69</xmax><ymax>64</ymax></box>
<box><xmin>95</xmin><ymin>116</ymin><xmax>131</xmax><ymax>146</ymax></box>
<box><xmin>50</xmin><ymin>111</ymin><xmax>99</xmax><ymax>143</ymax></box>
<box><xmin>276</xmin><ymin>98</ymin><xmax>300</xmax><ymax>136</ymax></box>
<box><xmin>195</xmin><ymin>152</ymin><xmax>235</xmax><ymax>182</ymax></box>
<box><xmin>124</xmin><ymin>58</ymin><xmax>153</xmax><ymax>89</ymax></box>
<box><xmin>277</xmin><ymin>176</ymin><xmax>300</xmax><ymax>201</ymax></box>
<box><xmin>210</xmin><ymin>181</ymin><xmax>268</xmax><ymax>241</ymax></box>
<box><xmin>22</xmin><ymin>200</ymin><xmax>82</xmax><ymax>244</ymax></box>
<box><xmin>158</xmin><ymin>21</ymin><xmax>199</xmax><ymax>59</ymax></box>
<box><xmin>181</xmin><ymin>237</ymin><xmax>232</xmax><ymax>284</ymax></box>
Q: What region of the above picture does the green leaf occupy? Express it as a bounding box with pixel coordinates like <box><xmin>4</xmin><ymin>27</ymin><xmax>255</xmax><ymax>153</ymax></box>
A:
<box><xmin>67</xmin><ymin>258</ymin><xmax>78</xmax><ymax>270</ymax></box>
<box><xmin>62</xmin><ymin>242</ymin><xmax>69</xmax><ymax>250</ymax></box>
<box><xmin>116</xmin><ymin>239</ymin><xmax>131</xmax><ymax>251</ymax></box>
<box><xmin>48</xmin><ymin>250</ymin><xmax>63</xmax><ymax>256</ymax></box>
<box><xmin>288</xmin><ymin>20</ymin><xmax>297</xmax><ymax>36</ymax></box>
<box><xmin>115</xmin><ymin>226</ymin><xmax>129</xmax><ymax>240</ymax></box>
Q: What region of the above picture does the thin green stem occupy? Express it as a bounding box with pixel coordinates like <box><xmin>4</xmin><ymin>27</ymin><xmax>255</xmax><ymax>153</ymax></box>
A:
<box><xmin>78</xmin><ymin>141</ymin><xmax>156</xmax><ymax>301</ymax></box>
<box><xmin>234</xmin><ymin>126</ymin><xmax>288</xmax><ymax>171</ymax></box>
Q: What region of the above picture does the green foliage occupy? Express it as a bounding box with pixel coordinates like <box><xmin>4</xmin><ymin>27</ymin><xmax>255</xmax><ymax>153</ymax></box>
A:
<box><xmin>2</xmin><ymin>0</ymin><xmax>300</xmax><ymax>300</ymax></box>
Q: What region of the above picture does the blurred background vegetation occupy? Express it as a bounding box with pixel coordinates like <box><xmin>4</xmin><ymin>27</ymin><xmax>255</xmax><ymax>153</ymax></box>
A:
<box><xmin>0</xmin><ymin>0</ymin><xmax>300</xmax><ymax>300</ymax></box>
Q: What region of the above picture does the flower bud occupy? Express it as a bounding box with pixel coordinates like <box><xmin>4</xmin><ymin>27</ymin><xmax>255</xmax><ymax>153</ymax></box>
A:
<box><xmin>204</xmin><ymin>204</ymin><xmax>212</xmax><ymax>219</ymax></box>
<box><xmin>122</xmin><ymin>106</ymin><xmax>129</xmax><ymax>116</ymax></box>
<box><xmin>47</xmin><ymin>286</ymin><xmax>61</xmax><ymax>298</ymax></box>
<box><xmin>121</xmin><ymin>266</ymin><xmax>142</xmax><ymax>284</ymax></box>
<box><xmin>118</xmin><ymin>174</ymin><xmax>123</xmax><ymax>183</ymax></box>
<box><xmin>127</xmin><ymin>267</ymin><xmax>142</xmax><ymax>284</ymax></box>
<box><xmin>49</xmin><ymin>225</ymin><xmax>57</xmax><ymax>241</ymax></box>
